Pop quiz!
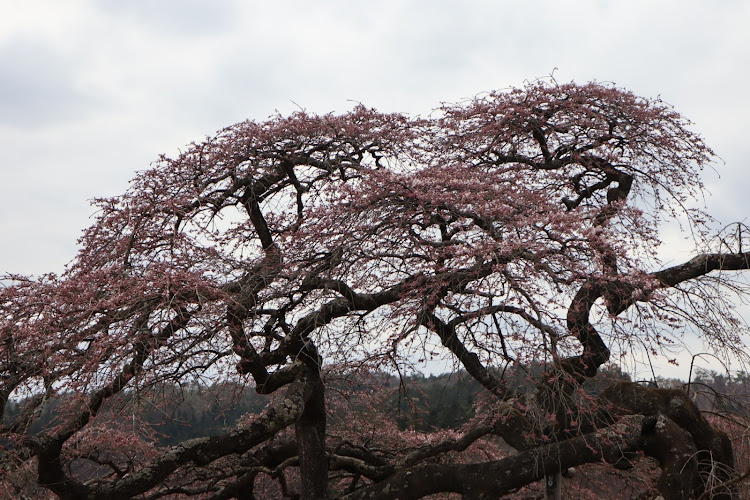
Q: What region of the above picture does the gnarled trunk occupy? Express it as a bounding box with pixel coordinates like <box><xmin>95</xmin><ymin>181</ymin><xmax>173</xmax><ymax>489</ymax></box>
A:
<box><xmin>600</xmin><ymin>381</ymin><xmax>735</xmax><ymax>500</ymax></box>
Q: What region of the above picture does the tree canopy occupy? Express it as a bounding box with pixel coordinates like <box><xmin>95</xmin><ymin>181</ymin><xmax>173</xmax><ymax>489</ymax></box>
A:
<box><xmin>2</xmin><ymin>81</ymin><xmax>750</xmax><ymax>499</ymax></box>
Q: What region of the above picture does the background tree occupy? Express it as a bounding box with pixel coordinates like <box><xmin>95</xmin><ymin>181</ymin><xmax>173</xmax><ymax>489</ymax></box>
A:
<box><xmin>1</xmin><ymin>81</ymin><xmax>749</xmax><ymax>499</ymax></box>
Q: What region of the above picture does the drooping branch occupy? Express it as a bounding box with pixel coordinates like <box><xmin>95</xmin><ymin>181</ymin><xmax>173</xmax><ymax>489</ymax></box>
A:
<box><xmin>30</xmin><ymin>306</ymin><xmax>195</xmax><ymax>499</ymax></box>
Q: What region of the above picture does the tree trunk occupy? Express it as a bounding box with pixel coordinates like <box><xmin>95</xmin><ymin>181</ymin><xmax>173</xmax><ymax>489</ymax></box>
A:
<box><xmin>296</xmin><ymin>375</ymin><xmax>327</xmax><ymax>499</ymax></box>
<box><xmin>545</xmin><ymin>472</ymin><xmax>561</xmax><ymax>500</ymax></box>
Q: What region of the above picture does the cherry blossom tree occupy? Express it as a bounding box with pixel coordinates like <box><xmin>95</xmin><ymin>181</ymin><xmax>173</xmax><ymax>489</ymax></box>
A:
<box><xmin>2</xmin><ymin>81</ymin><xmax>749</xmax><ymax>499</ymax></box>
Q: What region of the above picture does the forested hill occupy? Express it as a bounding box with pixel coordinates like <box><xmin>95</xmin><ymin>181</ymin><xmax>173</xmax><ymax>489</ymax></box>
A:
<box><xmin>13</xmin><ymin>362</ymin><xmax>749</xmax><ymax>447</ymax></box>
<box><xmin>3</xmin><ymin>363</ymin><xmax>638</xmax><ymax>444</ymax></box>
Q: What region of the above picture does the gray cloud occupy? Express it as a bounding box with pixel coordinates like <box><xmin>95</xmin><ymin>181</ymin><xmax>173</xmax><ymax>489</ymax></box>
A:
<box><xmin>0</xmin><ymin>41</ymin><xmax>97</xmax><ymax>128</ymax></box>
<box><xmin>95</xmin><ymin>0</ymin><xmax>240</xmax><ymax>37</ymax></box>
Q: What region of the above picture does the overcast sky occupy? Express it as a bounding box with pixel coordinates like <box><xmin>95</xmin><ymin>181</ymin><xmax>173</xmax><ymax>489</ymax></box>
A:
<box><xmin>2</xmin><ymin>0</ymin><xmax>749</xmax><ymax>378</ymax></box>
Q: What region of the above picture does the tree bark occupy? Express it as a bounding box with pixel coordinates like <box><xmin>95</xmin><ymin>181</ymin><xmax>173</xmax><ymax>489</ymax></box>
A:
<box><xmin>340</xmin><ymin>415</ymin><xmax>646</xmax><ymax>500</ymax></box>
<box><xmin>65</xmin><ymin>371</ymin><xmax>317</xmax><ymax>500</ymax></box>
<box><xmin>601</xmin><ymin>381</ymin><xmax>735</xmax><ymax>499</ymax></box>
<box><xmin>296</xmin><ymin>374</ymin><xmax>328</xmax><ymax>499</ymax></box>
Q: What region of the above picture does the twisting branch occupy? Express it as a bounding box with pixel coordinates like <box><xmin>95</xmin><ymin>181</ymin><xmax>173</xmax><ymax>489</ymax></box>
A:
<box><xmin>420</xmin><ymin>312</ymin><xmax>507</xmax><ymax>399</ymax></box>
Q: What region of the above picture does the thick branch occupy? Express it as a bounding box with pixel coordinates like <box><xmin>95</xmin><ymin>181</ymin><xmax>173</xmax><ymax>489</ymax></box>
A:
<box><xmin>561</xmin><ymin>280</ymin><xmax>611</xmax><ymax>381</ymax></box>
<box><xmin>421</xmin><ymin>312</ymin><xmax>507</xmax><ymax>399</ymax></box>
<box><xmin>88</xmin><ymin>369</ymin><xmax>317</xmax><ymax>500</ymax></box>
<box><xmin>401</xmin><ymin>423</ymin><xmax>495</xmax><ymax>468</ymax></box>
<box><xmin>556</xmin><ymin>252</ymin><xmax>750</xmax><ymax>385</ymax></box>
<box><xmin>340</xmin><ymin>415</ymin><xmax>646</xmax><ymax>500</ymax></box>
<box><xmin>31</xmin><ymin>307</ymin><xmax>195</xmax><ymax>499</ymax></box>
<box><xmin>601</xmin><ymin>381</ymin><xmax>734</xmax><ymax>499</ymax></box>
<box><xmin>653</xmin><ymin>252</ymin><xmax>750</xmax><ymax>287</ymax></box>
